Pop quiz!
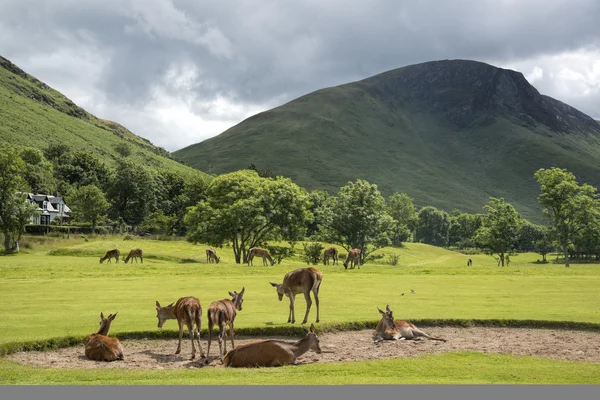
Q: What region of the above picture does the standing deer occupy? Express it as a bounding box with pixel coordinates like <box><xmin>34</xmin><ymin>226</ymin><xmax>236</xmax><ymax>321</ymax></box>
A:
<box><xmin>206</xmin><ymin>247</ymin><xmax>220</xmax><ymax>264</ymax></box>
<box><xmin>84</xmin><ymin>312</ymin><xmax>124</xmax><ymax>362</ymax></box>
<box><xmin>343</xmin><ymin>248</ymin><xmax>361</xmax><ymax>269</ymax></box>
<box><xmin>156</xmin><ymin>296</ymin><xmax>206</xmax><ymax>360</ymax></box>
<box><xmin>206</xmin><ymin>288</ymin><xmax>245</xmax><ymax>361</ymax></box>
<box><xmin>373</xmin><ymin>305</ymin><xmax>446</xmax><ymax>343</ymax></box>
<box><xmin>270</xmin><ymin>267</ymin><xmax>322</xmax><ymax>324</ymax></box>
<box><xmin>223</xmin><ymin>324</ymin><xmax>322</xmax><ymax>367</ymax></box>
<box><xmin>247</xmin><ymin>247</ymin><xmax>275</xmax><ymax>266</ymax></box>
<box><xmin>323</xmin><ymin>247</ymin><xmax>338</xmax><ymax>265</ymax></box>
<box><xmin>99</xmin><ymin>249</ymin><xmax>120</xmax><ymax>264</ymax></box>
<box><xmin>124</xmin><ymin>248</ymin><xmax>143</xmax><ymax>264</ymax></box>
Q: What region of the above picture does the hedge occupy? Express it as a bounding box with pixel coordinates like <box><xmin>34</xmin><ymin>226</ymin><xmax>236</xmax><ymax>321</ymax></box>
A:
<box><xmin>25</xmin><ymin>225</ymin><xmax>111</xmax><ymax>235</ymax></box>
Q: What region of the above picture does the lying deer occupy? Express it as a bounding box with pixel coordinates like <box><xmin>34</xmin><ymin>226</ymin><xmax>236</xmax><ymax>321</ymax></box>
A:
<box><xmin>223</xmin><ymin>324</ymin><xmax>322</xmax><ymax>368</ymax></box>
<box><xmin>373</xmin><ymin>305</ymin><xmax>446</xmax><ymax>343</ymax></box>
<box><xmin>343</xmin><ymin>248</ymin><xmax>361</xmax><ymax>269</ymax></box>
<box><xmin>124</xmin><ymin>248</ymin><xmax>143</xmax><ymax>264</ymax></box>
<box><xmin>99</xmin><ymin>249</ymin><xmax>120</xmax><ymax>264</ymax></box>
<box><xmin>323</xmin><ymin>247</ymin><xmax>338</xmax><ymax>265</ymax></box>
<box><xmin>270</xmin><ymin>267</ymin><xmax>322</xmax><ymax>324</ymax></box>
<box><xmin>247</xmin><ymin>247</ymin><xmax>275</xmax><ymax>266</ymax></box>
<box><xmin>206</xmin><ymin>288</ymin><xmax>245</xmax><ymax>361</ymax></box>
<box><xmin>84</xmin><ymin>312</ymin><xmax>124</xmax><ymax>362</ymax></box>
<box><xmin>156</xmin><ymin>297</ymin><xmax>206</xmax><ymax>360</ymax></box>
<box><xmin>206</xmin><ymin>247</ymin><xmax>220</xmax><ymax>264</ymax></box>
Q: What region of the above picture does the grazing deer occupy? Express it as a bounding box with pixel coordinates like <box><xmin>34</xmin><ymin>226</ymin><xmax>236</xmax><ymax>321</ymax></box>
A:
<box><xmin>270</xmin><ymin>267</ymin><xmax>322</xmax><ymax>324</ymax></box>
<box><xmin>124</xmin><ymin>248</ymin><xmax>143</xmax><ymax>264</ymax></box>
<box><xmin>206</xmin><ymin>288</ymin><xmax>245</xmax><ymax>361</ymax></box>
<box><xmin>373</xmin><ymin>305</ymin><xmax>446</xmax><ymax>343</ymax></box>
<box><xmin>156</xmin><ymin>297</ymin><xmax>206</xmax><ymax>360</ymax></box>
<box><xmin>84</xmin><ymin>312</ymin><xmax>124</xmax><ymax>362</ymax></box>
<box><xmin>99</xmin><ymin>249</ymin><xmax>120</xmax><ymax>264</ymax></box>
<box><xmin>223</xmin><ymin>324</ymin><xmax>322</xmax><ymax>368</ymax></box>
<box><xmin>323</xmin><ymin>247</ymin><xmax>338</xmax><ymax>265</ymax></box>
<box><xmin>206</xmin><ymin>247</ymin><xmax>220</xmax><ymax>264</ymax></box>
<box><xmin>248</xmin><ymin>247</ymin><xmax>275</xmax><ymax>266</ymax></box>
<box><xmin>343</xmin><ymin>248</ymin><xmax>361</xmax><ymax>269</ymax></box>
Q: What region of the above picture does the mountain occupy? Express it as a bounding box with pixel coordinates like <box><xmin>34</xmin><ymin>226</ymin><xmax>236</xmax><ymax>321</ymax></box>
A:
<box><xmin>174</xmin><ymin>59</ymin><xmax>600</xmax><ymax>219</ymax></box>
<box><xmin>0</xmin><ymin>55</ymin><xmax>207</xmax><ymax>179</ymax></box>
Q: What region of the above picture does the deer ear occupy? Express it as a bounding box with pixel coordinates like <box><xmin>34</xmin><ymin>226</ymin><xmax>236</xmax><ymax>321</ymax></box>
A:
<box><xmin>269</xmin><ymin>282</ymin><xmax>278</xmax><ymax>287</ymax></box>
<box><xmin>229</xmin><ymin>291</ymin><xmax>235</xmax><ymax>297</ymax></box>
<box><xmin>310</xmin><ymin>324</ymin><xmax>316</xmax><ymax>333</ymax></box>
<box><xmin>110</xmin><ymin>312</ymin><xmax>118</xmax><ymax>320</ymax></box>
<box><xmin>240</xmin><ymin>287</ymin><xmax>245</xmax><ymax>295</ymax></box>
<box><xmin>377</xmin><ymin>308</ymin><xmax>385</xmax><ymax>315</ymax></box>
<box><xmin>302</xmin><ymin>325</ymin><xmax>309</xmax><ymax>334</ymax></box>
<box><xmin>156</xmin><ymin>301</ymin><xmax>161</xmax><ymax>308</ymax></box>
<box><xmin>100</xmin><ymin>312</ymin><xmax>104</xmax><ymax>319</ymax></box>
<box><xmin>167</xmin><ymin>302</ymin><xmax>174</xmax><ymax>308</ymax></box>
<box><xmin>386</xmin><ymin>304</ymin><xmax>391</xmax><ymax>312</ymax></box>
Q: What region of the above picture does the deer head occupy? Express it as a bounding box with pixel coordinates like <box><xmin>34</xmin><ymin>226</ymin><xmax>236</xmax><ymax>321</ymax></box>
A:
<box><xmin>98</xmin><ymin>312</ymin><xmax>118</xmax><ymax>335</ymax></box>
<box><xmin>229</xmin><ymin>287</ymin><xmax>245</xmax><ymax>311</ymax></box>
<box><xmin>216</xmin><ymin>256</ymin><xmax>221</xmax><ymax>264</ymax></box>
<box><xmin>99</xmin><ymin>257</ymin><xmax>105</xmax><ymax>264</ymax></box>
<box><xmin>123</xmin><ymin>256</ymin><xmax>128</xmax><ymax>264</ymax></box>
<box><xmin>377</xmin><ymin>305</ymin><xmax>396</xmax><ymax>330</ymax></box>
<box><xmin>155</xmin><ymin>301</ymin><xmax>175</xmax><ymax>328</ymax></box>
<box><xmin>269</xmin><ymin>282</ymin><xmax>285</xmax><ymax>301</ymax></box>
<box><xmin>302</xmin><ymin>323</ymin><xmax>322</xmax><ymax>354</ymax></box>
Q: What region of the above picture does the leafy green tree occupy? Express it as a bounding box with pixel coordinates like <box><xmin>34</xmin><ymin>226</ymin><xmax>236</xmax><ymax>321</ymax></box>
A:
<box><xmin>19</xmin><ymin>147</ymin><xmax>56</xmax><ymax>194</ymax></box>
<box><xmin>114</xmin><ymin>143</ymin><xmax>132</xmax><ymax>157</ymax></box>
<box><xmin>534</xmin><ymin>168</ymin><xmax>599</xmax><ymax>267</ymax></box>
<box><xmin>320</xmin><ymin>179</ymin><xmax>393</xmax><ymax>264</ymax></box>
<box><xmin>387</xmin><ymin>192</ymin><xmax>418</xmax><ymax>244</ymax></box>
<box><xmin>475</xmin><ymin>197</ymin><xmax>523</xmax><ymax>266</ymax></box>
<box><xmin>107</xmin><ymin>160</ymin><xmax>156</xmax><ymax>227</ymax></box>
<box><xmin>306</xmin><ymin>189</ymin><xmax>331</xmax><ymax>238</ymax></box>
<box><xmin>185</xmin><ymin>170</ymin><xmax>312</xmax><ymax>264</ymax></box>
<box><xmin>0</xmin><ymin>146</ymin><xmax>38</xmax><ymax>252</ymax></box>
<box><xmin>415</xmin><ymin>206</ymin><xmax>451</xmax><ymax>247</ymax></box>
<box><xmin>533</xmin><ymin>225</ymin><xmax>554</xmax><ymax>262</ymax></box>
<box><xmin>448</xmin><ymin>211</ymin><xmax>483</xmax><ymax>248</ymax></box>
<box><xmin>515</xmin><ymin>221</ymin><xmax>546</xmax><ymax>252</ymax></box>
<box><xmin>43</xmin><ymin>143</ymin><xmax>71</xmax><ymax>161</ymax></box>
<box><xmin>68</xmin><ymin>185</ymin><xmax>109</xmax><ymax>232</ymax></box>
<box><xmin>140</xmin><ymin>210</ymin><xmax>177</xmax><ymax>236</ymax></box>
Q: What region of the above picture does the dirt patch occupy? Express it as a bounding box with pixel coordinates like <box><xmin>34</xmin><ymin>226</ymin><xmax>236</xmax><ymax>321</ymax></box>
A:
<box><xmin>7</xmin><ymin>327</ymin><xmax>600</xmax><ymax>369</ymax></box>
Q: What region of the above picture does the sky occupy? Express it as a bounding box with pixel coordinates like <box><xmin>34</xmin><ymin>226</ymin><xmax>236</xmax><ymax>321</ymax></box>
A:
<box><xmin>1</xmin><ymin>0</ymin><xmax>599</xmax><ymax>151</ymax></box>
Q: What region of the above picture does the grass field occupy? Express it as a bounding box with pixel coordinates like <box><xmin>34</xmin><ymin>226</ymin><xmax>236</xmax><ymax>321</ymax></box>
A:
<box><xmin>1</xmin><ymin>236</ymin><xmax>600</xmax><ymax>384</ymax></box>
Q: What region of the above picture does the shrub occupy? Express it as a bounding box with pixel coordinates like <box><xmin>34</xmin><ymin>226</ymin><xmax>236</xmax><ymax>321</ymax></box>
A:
<box><xmin>387</xmin><ymin>254</ymin><xmax>400</xmax><ymax>266</ymax></box>
<box><xmin>267</xmin><ymin>245</ymin><xmax>293</xmax><ymax>264</ymax></box>
<box><xmin>123</xmin><ymin>234</ymin><xmax>133</xmax><ymax>241</ymax></box>
<box><xmin>302</xmin><ymin>242</ymin><xmax>324</xmax><ymax>265</ymax></box>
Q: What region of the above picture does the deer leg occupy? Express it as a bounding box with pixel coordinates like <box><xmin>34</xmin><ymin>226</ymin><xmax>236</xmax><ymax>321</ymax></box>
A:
<box><xmin>301</xmin><ymin>291</ymin><xmax>312</xmax><ymax>325</ymax></box>
<box><xmin>218</xmin><ymin>325</ymin><xmax>225</xmax><ymax>360</ymax></box>
<box><xmin>175</xmin><ymin>319</ymin><xmax>183</xmax><ymax>355</ymax></box>
<box><xmin>229</xmin><ymin>320</ymin><xmax>235</xmax><ymax>349</ymax></box>
<box><xmin>195</xmin><ymin>316</ymin><xmax>205</xmax><ymax>358</ymax></box>
<box><xmin>313</xmin><ymin>288</ymin><xmax>320</xmax><ymax>323</ymax></box>
<box><xmin>206</xmin><ymin>318</ymin><xmax>213</xmax><ymax>358</ymax></box>
<box><xmin>289</xmin><ymin>294</ymin><xmax>296</xmax><ymax>323</ymax></box>
<box><xmin>189</xmin><ymin>324</ymin><xmax>196</xmax><ymax>360</ymax></box>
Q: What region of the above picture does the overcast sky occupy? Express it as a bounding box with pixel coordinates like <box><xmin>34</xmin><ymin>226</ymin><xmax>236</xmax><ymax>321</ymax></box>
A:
<box><xmin>1</xmin><ymin>0</ymin><xmax>599</xmax><ymax>151</ymax></box>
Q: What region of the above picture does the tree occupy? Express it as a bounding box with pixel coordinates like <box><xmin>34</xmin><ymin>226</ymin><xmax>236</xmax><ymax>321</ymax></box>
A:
<box><xmin>387</xmin><ymin>192</ymin><xmax>418</xmax><ymax>244</ymax></box>
<box><xmin>534</xmin><ymin>168</ymin><xmax>599</xmax><ymax>268</ymax></box>
<box><xmin>534</xmin><ymin>226</ymin><xmax>554</xmax><ymax>262</ymax></box>
<box><xmin>306</xmin><ymin>190</ymin><xmax>331</xmax><ymax>238</ymax></box>
<box><xmin>114</xmin><ymin>143</ymin><xmax>132</xmax><ymax>157</ymax></box>
<box><xmin>515</xmin><ymin>221</ymin><xmax>546</xmax><ymax>252</ymax></box>
<box><xmin>19</xmin><ymin>147</ymin><xmax>56</xmax><ymax>194</ymax></box>
<box><xmin>0</xmin><ymin>146</ymin><xmax>38</xmax><ymax>252</ymax></box>
<box><xmin>185</xmin><ymin>170</ymin><xmax>312</xmax><ymax>264</ymax></box>
<box><xmin>54</xmin><ymin>151</ymin><xmax>110</xmax><ymax>189</ymax></box>
<box><xmin>320</xmin><ymin>179</ymin><xmax>393</xmax><ymax>264</ymax></box>
<box><xmin>448</xmin><ymin>211</ymin><xmax>483</xmax><ymax>248</ymax></box>
<box><xmin>475</xmin><ymin>197</ymin><xmax>523</xmax><ymax>266</ymax></box>
<box><xmin>68</xmin><ymin>185</ymin><xmax>109</xmax><ymax>232</ymax></box>
<box><xmin>415</xmin><ymin>206</ymin><xmax>451</xmax><ymax>247</ymax></box>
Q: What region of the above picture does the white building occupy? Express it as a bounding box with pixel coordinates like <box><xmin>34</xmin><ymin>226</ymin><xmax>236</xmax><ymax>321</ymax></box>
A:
<box><xmin>26</xmin><ymin>193</ymin><xmax>71</xmax><ymax>225</ymax></box>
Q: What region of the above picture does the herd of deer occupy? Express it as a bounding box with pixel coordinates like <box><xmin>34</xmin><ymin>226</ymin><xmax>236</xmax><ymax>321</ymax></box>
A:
<box><xmin>86</xmin><ymin>246</ymin><xmax>445</xmax><ymax>367</ymax></box>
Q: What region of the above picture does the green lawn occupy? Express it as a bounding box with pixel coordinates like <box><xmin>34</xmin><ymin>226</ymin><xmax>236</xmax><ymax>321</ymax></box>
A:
<box><xmin>1</xmin><ymin>236</ymin><xmax>600</xmax><ymax>384</ymax></box>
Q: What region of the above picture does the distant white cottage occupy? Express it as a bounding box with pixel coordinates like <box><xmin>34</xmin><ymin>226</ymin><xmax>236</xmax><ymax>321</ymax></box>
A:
<box><xmin>26</xmin><ymin>193</ymin><xmax>71</xmax><ymax>225</ymax></box>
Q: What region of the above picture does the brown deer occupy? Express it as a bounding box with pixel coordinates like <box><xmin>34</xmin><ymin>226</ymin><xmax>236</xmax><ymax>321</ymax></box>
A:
<box><xmin>156</xmin><ymin>297</ymin><xmax>206</xmax><ymax>360</ymax></box>
<box><xmin>373</xmin><ymin>305</ymin><xmax>446</xmax><ymax>343</ymax></box>
<box><xmin>206</xmin><ymin>288</ymin><xmax>245</xmax><ymax>361</ymax></box>
<box><xmin>343</xmin><ymin>248</ymin><xmax>361</xmax><ymax>269</ymax></box>
<box><xmin>124</xmin><ymin>248</ymin><xmax>143</xmax><ymax>264</ymax></box>
<box><xmin>99</xmin><ymin>249</ymin><xmax>120</xmax><ymax>264</ymax></box>
<box><xmin>270</xmin><ymin>267</ymin><xmax>322</xmax><ymax>324</ymax></box>
<box><xmin>247</xmin><ymin>247</ymin><xmax>275</xmax><ymax>266</ymax></box>
<box><xmin>323</xmin><ymin>247</ymin><xmax>338</xmax><ymax>265</ymax></box>
<box><xmin>84</xmin><ymin>312</ymin><xmax>124</xmax><ymax>362</ymax></box>
<box><xmin>206</xmin><ymin>247</ymin><xmax>220</xmax><ymax>264</ymax></box>
<box><xmin>223</xmin><ymin>324</ymin><xmax>322</xmax><ymax>367</ymax></box>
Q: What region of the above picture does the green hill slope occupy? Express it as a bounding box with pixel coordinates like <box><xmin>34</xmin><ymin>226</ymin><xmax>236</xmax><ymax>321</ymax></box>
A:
<box><xmin>174</xmin><ymin>60</ymin><xmax>600</xmax><ymax>219</ymax></box>
<box><xmin>0</xmin><ymin>56</ymin><xmax>207</xmax><ymax>179</ymax></box>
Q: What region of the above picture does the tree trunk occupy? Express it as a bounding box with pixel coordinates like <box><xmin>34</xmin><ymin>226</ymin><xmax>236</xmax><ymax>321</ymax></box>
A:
<box><xmin>564</xmin><ymin>244</ymin><xmax>570</xmax><ymax>268</ymax></box>
<box><xmin>3</xmin><ymin>232</ymin><xmax>11</xmax><ymax>252</ymax></box>
<box><xmin>499</xmin><ymin>253</ymin><xmax>505</xmax><ymax>267</ymax></box>
<box><xmin>542</xmin><ymin>253</ymin><xmax>547</xmax><ymax>262</ymax></box>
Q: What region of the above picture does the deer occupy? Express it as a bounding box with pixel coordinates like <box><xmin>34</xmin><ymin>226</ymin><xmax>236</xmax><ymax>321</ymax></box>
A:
<box><xmin>343</xmin><ymin>248</ymin><xmax>361</xmax><ymax>269</ymax></box>
<box><xmin>99</xmin><ymin>249</ymin><xmax>120</xmax><ymax>264</ymax></box>
<box><xmin>223</xmin><ymin>324</ymin><xmax>322</xmax><ymax>368</ymax></box>
<box><xmin>206</xmin><ymin>247</ymin><xmax>220</xmax><ymax>264</ymax></box>
<box><xmin>206</xmin><ymin>288</ymin><xmax>245</xmax><ymax>362</ymax></box>
<box><xmin>270</xmin><ymin>267</ymin><xmax>322</xmax><ymax>324</ymax></box>
<box><xmin>247</xmin><ymin>247</ymin><xmax>275</xmax><ymax>266</ymax></box>
<box><xmin>84</xmin><ymin>312</ymin><xmax>124</xmax><ymax>362</ymax></box>
<box><xmin>124</xmin><ymin>248</ymin><xmax>143</xmax><ymax>264</ymax></box>
<box><xmin>155</xmin><ymin>296</ymin><xmax>206</xmax><ymax>360</ymax></box>
<box><xmin>323</xmin><ymin>247</ymin><xmax>338</xmax><ymax>265</ymax></box>
<box><xmin>373</xmin><ymin>305</ymin><xmax>447</xmax><ymax>343</ymax></box>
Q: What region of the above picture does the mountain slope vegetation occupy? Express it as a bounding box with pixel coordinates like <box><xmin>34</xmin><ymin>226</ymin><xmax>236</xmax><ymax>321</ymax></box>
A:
<box><xmin>174</xmin><ymin>60</ymin><xmax>600</xmax><ymax>219</ymax></box>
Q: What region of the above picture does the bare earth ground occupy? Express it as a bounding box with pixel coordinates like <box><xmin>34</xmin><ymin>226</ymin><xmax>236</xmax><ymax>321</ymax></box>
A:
<box><xmin>7</xmin><ymin>327</ymin><xmax>600</xmax><ymax>369</ymax></box>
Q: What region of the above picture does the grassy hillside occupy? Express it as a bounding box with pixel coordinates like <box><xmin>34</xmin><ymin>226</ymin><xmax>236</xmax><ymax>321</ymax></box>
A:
<box><xmin>174</xmin><ymin>60</ymin><xmax>600</xmax><ymax>220</ymax></box>
<box><xmin>0</xmin><ymin>56</ymin><xmax>208</xmax><ymax>179</ymax></box>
